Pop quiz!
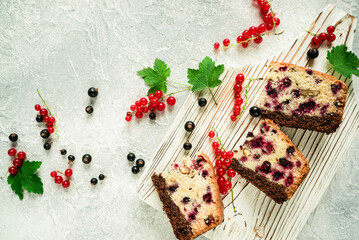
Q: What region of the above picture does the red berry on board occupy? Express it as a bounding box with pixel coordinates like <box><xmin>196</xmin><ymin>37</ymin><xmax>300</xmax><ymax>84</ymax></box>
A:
<box><xmin>242</xmin><ymin>30</ymin><xmax>250</xmax><ymax>40</ymax></box>
<box><xmin>236</xmin><ymin>35</ymin><xmax>244</xmax><ymax>43</ymax></box>
<box><xmin>266</xmin><ymin>23</ymin><xmax>274</xmax><ymax>31</ymax></box>
<box><xmin>214</xmin><ymin>42</ymin><xmax>220</xmax><ymax>49</ymax></box>
<box><xmin>17</xmin><ymin>151</ymin><xmax>26</xmax><ymax>160</ymax></box>
<box><xmin>130</xmin><ymin>105</ymin><xmax>136</xmax><ymax>111</ymax></box>
<box><xmin>49</xmin><ymin>117</ymin><xmax>55</xmax><ymax>123</ymax></box>
<box><xmin>248</xmin><ymin>26</ymin><xmax>258</xmax><ymax>36</ymax></box>
<box><xmin>217</xmin><ymin>168</ymin><xmax>226</xmax><ymax>176</ymax></box>
<box><xmin>65</xmin><ymin>169</ymin><xmax>73</xmax><ymax>178</ymax></box>
<box><xmin>227</xmin><ymin>169</ymin><xmax>236</xmax><ymax>178</ymax></box>
<box><xmin>166</xmin><ymin>96</ymin><xmax>176</xmax><ymax>106</ymax></box>
<box><xmin>235</xmin><ymin>97</ymin><xmax>243</xmax><ymax>106</ymax></box>
<box><xmin>226</xmin><ymin>151</ymin><xmax>234</xmax><ymax>159</ymax></box>
<box><xmin>263</xmin><ymin>14</ymin><xmax>271</xmax><ymax>24</ymax></box>
<box><xmin>157</xmin><ymin>102</ymin><xmax>166</xmax><ymax>111</ymax></box>
<box><xmin>215</xmin><ymin>159</ymin><xmax>223</xmax><ymax>168</ymax></box>
<box><xmin>223</xmin><ymin>38</ymin><xmax>230</xmax><ymax>47</ymax></box>
<box><xmin>217</xmin><ymin>176</ymin><xmax>225</xmax><ymax>185</ymax></box>
<box><xmin>242</xmin><ymin>42</ymin><xmax>249</xmax><ymax>48</ymax></box>
<box><xmin>235</xmin><ymin>74</ymin><xmax>245</xmax><ymax>84</ymax></box>
<box><xmin>125</xmin><ymin>115</ymin><xmax>132</xmax><ymax>122</ymax></box>
<box><xmin>234</xmin><ymin>84</ymin><xmax>243</xmax><ymax>93</ymax></box>
<box><xmin>212</xmin><ymin>142</ymin><xmax>219</xmax><ymax>149</ymax></box>
<box><xmin>151</xmin><ymin>99</ymin><xmax>159</xmax><ymax>108</ymax></box>
<box><xmin>223</xmin><ymin>180</ymin><xmax>232</xmax><ymax>190</ymax></box>
<box><xmin>311</xmin><ymin>36</ymin><xmax>320</xmax><ymax>46</ymax></box>
<box><xmin>155</xmin><ymin>90</ymin><xmax>163</xmax><ymax>99</ymax></box>
<box><xmin>220</xmin><ymin>187</ymin><xmax>228</xmax><ymax>195</ymax></box>
<box><xmin>8</xmin><ymin>148</ymin><xmax>17</xmax><ymax>156</ymax></box>
<box><xmin>140</xmin><ymin>97</ymin><xmax>148</xmax><ymax>106</ymax></box>
<box><xmin>9</xmin><ymin>166</ymin><xmax>17</xmax><ymax>175</ymax></box>
<box><xmin>141</xmin><ymin>106</ymin><xmax>149</xmax><ymax>113</ymax></box>
<box><xmin>13</xmin><ymin>158</ymin><xmax>22</xmax><ymax>167</ymax></box>
<box><xmin>258</xmin><ymin>23</ymin><xmax>266</xmax><ymax>34</ymax></box>
<box><xmin>273</xmin><ymin>17</ymin><xmax>280</xmax><ymax>26</ymax></box>
<box><xmin>48</xmin><ymin>127</ymin><xmax>54</xmax><ymax>134</ymax></box>
<box><xmin>215</xmin><ymin>149</ymin><xmax>222</xmax><ymax>156</ymax></box>
<box><xmin>43</xmin><ymin>116</ymin><xmax>50</xmax><ymax>123</ymax></box>
<box><xmin>55</xmin><ymin>176</ymin><xmax>63</xmax><ymax>184</ymax></box>
<box><xmin>40</xmin><ymin>108</ymin><xmax>48</xmax><ymax>117</ymax></box>
<box><xmin>318</xmin><ymin>32</ymin><xmax>327</xmax><ymax>42</ymax></box>
<box><xmin>34</xmin><ymin>104</ymin><xmax>41</xmax><ymax>111</ymax></box>
<box><xmin>135</xmin><ymin>111</ymin><xmax>143</xmax><ymax>119</ymax></box>
<box><xmin>223</xmin><ymin>158</ymin><xmax>232</xmax><ymax>167</ymax></box>
<box><xmin>148</xmin><ymin>94</ymin><xmax>156</xmax><ymax>101</ymax></box>
<box><xmin>208</xmin><ymin>131</ymin><xmax>215</xmax><ymax>138</ymax></box>
<box><xmin>327</xmin><ymin>33</ymin><xmax>336</xmax><ymax>42</ymax></box>
<box><xmin>254</xmin><ymin>36</ymin><xmax>263</xmax><ymax>44</ymax></box>
<box><xmin>50</xmin><ymin>171</ymin><xmax>57</xmax><ymax>177</ymax></box>
<box><xmin>327</xmin><ymin>25</ymin><xmax>335</xmax><ymax>34</ymax></box>
<box><xmin>62</xmin><ymin>180</ymin><xmax>70</xmax><ymax>188</ymax></box>
<box><xmin>233</xmin><ymin>106</ymin><xmax>241</xmax><ymax>115</ymax></box>
<box><xmin>230</xmin><ymin>115</ymin><xmax>237</xmax><ymax>121</ymax></box>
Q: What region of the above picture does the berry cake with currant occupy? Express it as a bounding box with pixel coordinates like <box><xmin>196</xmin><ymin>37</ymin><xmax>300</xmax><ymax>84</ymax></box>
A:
<box><xmin>152</xmin><ymin>154</ymin><xmax>223</xmax><ymax>240</ymax></box>
<box><xmin>259</xmin><ymin>62</ymin><xmax>347</xmax><ymax>133</ymax></box>
<box><xmin>231</xmin><ymin>119</ymin><xmax>309</xmax><ymax>204</ymax></box>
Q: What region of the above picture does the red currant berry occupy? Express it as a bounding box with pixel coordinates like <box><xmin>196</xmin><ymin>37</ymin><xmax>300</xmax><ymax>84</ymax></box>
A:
<box><xmin>9</xmin><ymin>166</ymin><xmax>17</xmax><ymax>175</ymax></box>
<box><xmin>215</xmin><ymin>159</ymin><xmax>223</xmax><ymax>168</ymax></box>
<box><xmin>215</xmin><ymin>149</ymin><xmax>222</xmax><ymax>156</ymax></box>
<box><xmin>273</xmin><ymin>17</ymin><xmax>280</xmax><ymax>26</ymax></box>
<box><xmin>130</xmin><ymin>105</ymin><xmax>136</xmax><ymax>111</ymax></box>
<box><xmin>43</xmin><ymin>116</ymin><xmax>50</xmax><ymax>123</ymax></box>
<box><xmin>327</xmin><ymin>25</ymin><xmax>335</xmax><ymax>34</ymax></box>
<box><xmin>327</xmin><ymin>33</ymin><xmax>336</xmax><ymax>42</ymax></box>
<box><xmin>8</xmin><ymin>148</ymin><xmax>17</xmax><ymax>156</ymax></box>
<box><xmin>223</xmin><ymin>180</ymin><xmax>232</xmax><ymax>190</ymax></box>
<box><xmin>135</xmin><ymin>100</ymin><xmax>142</xmax><ymax>108</ymax></box>
<box><xmin>230</xmin><ymin>115</ymin><xmax>237</xmax><ymax>121</ymax></box>
<box><xmin>148</xmin><ymin>94</ymin><xmax>156</xmax><ymax>101</ymax></box>
<box><xmin>311</xmin><ymin>36</ymin><xmax>320</xmax><ymax>46</ymax></box>
<box><xmin>248</xmin><ymin>26</ymin><xmax>258</xmax><ymax>36</ymax></box>
<box><xmin>62</xmin><ymin>180</ymin><xmax>70</xmax><ymax>188</ymax></box>
<box><xmin>233</xmin><ymin>106</ymin><xmax>241</xmax><ymax>115</ymax></box>
<box><xmin>223</xmin><ymin>38</ymin><xmax>230</xmax><ymax>47</ymax></box>
<box><xmin>263</xmin><ymin>14</ymin><xmax>271</xmax><ymax>24</ymax></box>
<box><xmin>65</xmin><ymin>169</ymin><xmax>73</xmax><ymax>177</ymax></box>
<box><xmin>266</xmin><ymin>23</ymin><xmax>274</xmax><ymax>31</ymax></box>
<box><xmin>151</xmin><ymin>99</ymin><xmax>159</xmax><ymax>108</ymax></box>
<box><xmin>46</xmin><ymin>122</ymin><xmax>53</xmax><ymax>128</ymax></box>
<box><xmin>234</xmin><ymin>84</ymin><xmax>243</xmax><ymax>93</ymax></box>
<box><xmin>40</xmin><ymin>108</ymin><xmax>48</xmax><ymax>116</ymax></box>
<box><xmin>212</xmin><ymin>142</ymin><xmax>219</xmax><ymax>149</ymax></box>
<box><xmin>208</xmin><ymin>131</ymin><xmax>215</xmax><ymax>138</ymax></box>
<box><xmin>55</xmin><ymin>176</ymin><xmax>63</xmax><ymax>184</ymax></box>
<box><xmin>140</xmin><ymin>97</ymin><xmax>148</xmax><ymax>106</ymax></box>
<box><xmin>141</xmin><ymin>106</ymin><xmax>149</xmax><ymax>113</ymax></box>
<box><xmin>254</xmin><ymin>36</ymin><xmax>263</xmax><ymax>44</ymax></box>
<box><xmin>50</xmin><ymin>171</ymin><xmax>57</xmax><ymax>177</ymax></box>
<box><xmin>17</xmin><ymin>151</ymin><xmax>26</xmax><ymax>160</ymax></box>
<box><xmin>223</xmin><ymin>158</ymin><xmax>232</xmax><ymax>167</ymax></box>
<box><xmin>242</xmin><ymin>30</ymin><xmax>250</xmax><ymax>39</ymax></box>
<box><xmin>34</xmin><ymin>104</ymin><xmax>41</xmax><ymax>111</ymax></box>
<box><xmin>49</xmin><ymin>117</ymin><xmax>55</xmax><ymax>123</ymax></box>
<box><xmin>318</xmin><ymin>32</ymin><xmax>327</xmax><ymax>42</ymax></box>
<box><xmin>226</xmin><ymin>151</ymin><xmax>234</xmax><ymax>159</ymax></box>
<box><xmin>227</xmin><ymin>169</ymin><xmax>236</xmax><ymax>178</ymax></box>
<box><xmin>235</xmin><ymin>74</ymin><xmax>245</xmax><ymax>84</ymax></box>
<box><xmin>258</xmin><ymin>23</ymin><xmax>266</xmax><ymax>34</ymax></box>
<box><xmin>214</xmin><ymin>42</ymin><xmax>220</xmax><ymax>49</ymax></box>
<box><xmin>166</xmin><ymin>96</ymin><xmax>176</xmax><ymax>106</ymax></box>
<box><xmin>256</xmin><ymin>0</ymin><xmax>265</xmax><ymax>7</ymax></box>
<box><xmin>135</xmin><ymin>111</ymin><xmax>143</xmax><ymax>119</ymax></box>
<box><xmin>236</xmin><ymin>35</ymin><xmax>244</xmax><ymax>43</ymax></box>
<box><xmin>48</xmin><ymin>127</ymin><xmax>54</xmax><ymax>133</ymax></box>
<box><xmin>235</xmin><ymin>97</ymin><xmax>243</xmax><ymax>106</ymax></box>
<box><xmin>148</xmin><ymin>104</ymin><xmax>156</xmax><ymax>111</ymax></box>
<box><xmin>260</xmin><ymin>4</ymin><xmax>270</xmax><ymax>15</ymax></box>
<box><xmin>217</xmin><ymin>176</ymin><xmax>225</xmax><ymax>185</ymax></box>
<box><xmin>219</xmin><ymin>187</ymin><xmax>228</xmax><ymax>195</ymax></box>
<box><xmin>217</xmin><ymin>168</ymin><xmax>226</xmax><ymax>176</ymax></box>
<box><xmin>155</xmin><ymin>90</ymin><xmax>163</xmax><ymax>99</ymax></box>
<box><xmin>125</xmin><ymin>115</ymin><xmax>132</xmax><ymax>122</ymax></box>
<box><xmin>242</xmin><ymin>42</ymin><xmax>249</xmax><ymax>48</ymax></box>
<box><xmin>157</xmin><ymin>102</ymin><xmax>166</xmax><ymax>111</ymax></box>
<box><xmin>13</xmin><ymin>158</ymin><xmax>22</xmax><ymax>167</ymax></box>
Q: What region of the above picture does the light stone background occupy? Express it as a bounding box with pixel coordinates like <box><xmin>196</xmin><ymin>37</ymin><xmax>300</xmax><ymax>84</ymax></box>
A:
<box><xmin>0</xmin><ymin>0</ymin><xmax>358</xmax><ymax>239</ymax></box>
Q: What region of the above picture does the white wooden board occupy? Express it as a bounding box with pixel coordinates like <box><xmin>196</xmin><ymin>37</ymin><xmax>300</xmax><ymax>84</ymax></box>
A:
<box><xmin>137</xmin><ymin>5</ymin><xmax>359</xmax><ymax>240</ymax></box>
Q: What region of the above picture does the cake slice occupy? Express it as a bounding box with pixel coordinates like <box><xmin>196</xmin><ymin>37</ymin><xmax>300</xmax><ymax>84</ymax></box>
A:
<box><xmin>259</xmin><ymin>62</ymin><xmax>347</xmax><ymax>133</ymax></box>
<box><xmin>152</xmin><ymin>154</ymin><xmax>224</xmax><ymax>240</ymax></box>
<box><xmin>231</xmin><ymin>119</ymin><xmax>309</xmax><ymax>204</ymax></box>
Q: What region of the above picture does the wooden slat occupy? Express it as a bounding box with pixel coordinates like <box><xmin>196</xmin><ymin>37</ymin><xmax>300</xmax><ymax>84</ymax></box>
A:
<box><xmin>137</xmin><ymin>5</ymin><xmax>358</xmax><ymax>240</ymax></box>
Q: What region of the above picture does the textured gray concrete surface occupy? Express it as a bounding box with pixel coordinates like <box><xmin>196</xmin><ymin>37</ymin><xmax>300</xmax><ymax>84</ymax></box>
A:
<box><xmin>0</xmin><ymin>0</ymin><xmax>358</xmax><ymax>239</ymax></box>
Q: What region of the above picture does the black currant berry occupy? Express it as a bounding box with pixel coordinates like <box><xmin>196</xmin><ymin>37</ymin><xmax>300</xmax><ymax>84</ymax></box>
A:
<box><xmin>249</xmin><ymin>106</ymin><xmax>261</xmax><ymax>117</ymax></box>
<box><xmin>82</xmin><ymin>154</ymin><xmax>92</xmax><ymax>164</ymax></box>
<box><xmin>198</xmin><ymin>98</ymin><xmax>207</xmax><ymax>107</ymax></box>
<box><xmin>88</xmin><ymin>87</ymin><xmax>98</xmax><ymax>98</ymax></box>
<box><xmin>68</xmin><ymin>155</ymin><xmax>75</xmax><ymax>162</ymax></box>
<box><xmin>40</xmin><ymin>129</ymin><xmax>50</xmax><ymax>139</ymax></box>
<box><xmin>99</xmin><ymin>174</ymin><xmax>105</xmax><ymax>180</ymax></box>
<box><xmin>307</xmin><ymin>48</ymin><xmax>319</xmax><ymax>59</ymax></box>
<box><xmin>127</xmin><ymin>153</ymin><xmax>136</xmax><ymax>162</ymax></box>
<box><xmin>60</xmin><ymin>149</ymin><xmax>67</xmax><ymax>155</ymax></box>
<box><xmin>36</xmin><ymin>115</ymin><xmax>43</xmax><ymax>123</ymax></box>
<box><xmin>43</xmin><ymin>142</ymin><xmax>51</xmax><ymax>150</ymax></box>
<box><xmin>90</xmin><ymin>178</ymin><xmax>98</xmax><ymax>185</ymax></box>
<box><xmin>149</xmin><ymin>112</ymin><xmax>156</xmax><ymax>120</ymax></box>
<box><xmin>9</xmin><ymin>133</ymin><xmax>18</xmax><ymax>142</ymax></box>
<box><xmin>184</xmin><ymin>121</ymin><xmax>195</xmax><ymax>132</ymax></box>
<box><xmin>86</xmin><ymin>106</ymin><xmax>94</xmax><ymax>114</ymax></box>
<box><xmin>183</xmin><ymin>142</ymin><xmax>192</xmax><ymax>150</ymax></box>
<box><xmin>131</xmin><ymin>166</ymin><xmax>140</xmax><ymax>174</ymax></box>
<box><xmin>136</xmin><ymin>159</ymin><xmax>145</xmax><ymax>168</ymax></box>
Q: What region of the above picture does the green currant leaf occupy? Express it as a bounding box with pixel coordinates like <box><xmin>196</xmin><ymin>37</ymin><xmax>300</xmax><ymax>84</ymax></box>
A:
<box><xmin>327</xmin><ymin>44</ymin><xmax>359</xmax><ymax>78</ymax></box>
<box><xmin>7</xmin><ymin>174</ymin><xmax>23</xmax><ymax>200</ymax></box>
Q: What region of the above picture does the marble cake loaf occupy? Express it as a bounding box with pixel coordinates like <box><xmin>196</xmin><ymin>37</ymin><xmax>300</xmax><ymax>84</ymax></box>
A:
<box><xmin>259</xmin><ymin>62</ymin><xmax>348</xmax><ymax>133</ymax></box>
<box><xmin>152</xmin><ymin>154</ymin><xmax>223</xmax><ymax>240</ymax></box>
<box><xmin>231</xmin><ymin>119</ymin><xmax>310</xmax><ymax>204</ymax></box>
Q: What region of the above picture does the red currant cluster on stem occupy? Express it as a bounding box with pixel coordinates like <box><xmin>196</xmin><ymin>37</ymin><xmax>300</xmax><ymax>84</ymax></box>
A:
<box><xmin>310</xmin><ymin>25</ymin><xmax>336</xmax><ymax>47</ymax></box>
<box><xmin>7</xmin><ymin>148</ymin><xmax>27</xmax><ymax>175</ymax></box>
<box><xmin>35</xmin><ymin>104</ymin><xmax>56</xmax><ymax>134</ymax></box>
<box><xmin>50</xmin><ymin>169</ymin><xmax>73</xmax><ymax>188</ymax></box>
<box><xmin>125</xmin><ymin>90</ymin><xmax>177</xmax><ymax>122</ymax></box>
<box><xmin>214</xmin><ymin>0</ymin><xmax>281</xmax><ymax>50</ymax></box>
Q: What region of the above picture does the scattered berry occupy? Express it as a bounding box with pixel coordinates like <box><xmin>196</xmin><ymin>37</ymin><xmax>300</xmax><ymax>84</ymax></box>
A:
<box><xmin>235</xmin><ymin>74</ymin><xmax>245</xmax><ymax>85</ymax></box>
<box><xmin>136</xmin><ymin>159</ymin><xmax>145</xmax><ymax>168</ymax></box>
<box><xmin>50</xmin><ymin>171</ymin><xmax>57</xmax><ymax>177</ymax></box>
<box><xmin>17</xmin><ymin>151</ymin><xmax>26</xmax><ymax>160</ymax></box>
<box><xmin>125</xmin><ymin>115</ymin><xmax>132</xmax><ymax>122</ymax></box>
<box><xmin>82</xmin><ymin>154</ymin><xmax>92</xmax><ymax>164</ymax></box>
<box><xmin>183</xmin><ymin>142</ymin><xmax>192</xmax><ymax>150</ymax></box>
<box><xmin>34</xmin><ymin>104</ymin><xmax>41</xmax><ymax>111</ymax></box>
<box><xmin>157</xmin><ymin>102</ymin><xmax>166</xmax><ymax>111</ymax></box>
<box><xmin>208</xmin><ymin>131</ymin><xmax>215</xmax><ymax>138</ymax></box>
<box><xmin>249</xmin><ymin>106</ymin><xmax>261</xmax><ymax>117</ymax></box>
<box><xmin>327</xmin><ymin>33</ymin><xmax>336</xmax><ymax>42</ymax></box>
<box><xmin>40</xmin><ymin>129</ymin><xmax>50</xmax><ymax>139</ymax></box>
<box><xmin>99</xmin><ymin>174</ymin><xmax>105</xmax><ymax>180</ymax></box>
<box><xmin>86</xmin><ymin>106</ymin><xmax>94</xmax><ymax>114</ymax></box>
<box><xmin>60</xmin><ymin>149</ymin><xmax>67</xmax><ymax>155</ymax></box>
<box><xmin>91</xmin><ymin>178</ymin><xmax>98</xmax><ymax>185</ymax></box>
<box><xmin>68</xmin><ymin>155</ymin><xmax>75</xmax><ymax>162</ymax></box>
<box><xmin>184</xmin><ymin>121</ymin><xmax>195</xmax><ymax>132</ymax></box>
<box><xmin>327</xmin><ymin>25</ymin><xmax>335</xmax><ymax>34</ymax></box>
<box><xmin>13</xmin><ymin>158</ymin><xmax>22</xmax><ymax>167</ymax></box>
<box><xmin>166</xmin><ymin>96</ymin><xmax>176</xmax><ymax>106</ymax></box>
<box><xmin>55</xmin><ymin>176</ymin><xmax>63</xmax><ymax>184</ymax></box>
<box><xmin>223</xmin><ymin>38</ymin><xmax>230</xmax><ymax>47</ymax></box>
<box><xmin>214</xmin><ymin>42</ymin><xmax>220</xmax><ymax>49</ymax></box>
<box><xmin>307</xmin><ymin>48</ymin><xmax>319</xmax><ymax>59</ymax></box>
<box><xmin>9</xmin><ymin>166</ymin><xmax>17</xmax><ymax>175</ymax></box>
<box><xmin>44</xmin><ymin>142</ymin><xmax>51</xmax><ymax>150</ymax></box>
<box><xmin>198</xmin><ymin>98</ymin><xmax>207</xmax><ymax>107</ymax></box>
<box><xmin>9</xmin><ymin>133</ymin><xmax>18</xmax><ymax>142</ymax></box>
<box><xmin>88</xmin><ymin>87</ymin><xmax>98</xmax><ymax>98</ymax></box>
<box><xmin>149</xmin><ymin>112</ymin><xmax>156</xmax><ymax>120</ymax></box>
<box><xmin>62</xmin><ymin>180</ymin><xmax>70</xmax><ymax>188</ymax></box>
<box><xmin>48</xmin><ymin>127</ymin><xmax>54</xmax><ymax>134</ymax></box>
<box><xmin>311</xmin><ymin>36</ymin><xmax>320</xmax><ymax>46</ymax></box>
<box><xmin>131</xmin><ymin>166</ymin><xmax>140</xmax><ymax>174</ymax></box>
<box><xmin>127</xmin><ymin>153</ymin><xmax>136</xmax><ymax>162</ymax></box>
<box><xmin>155</xmin><ymin>90</ymin><xmax>163</xmax><ymax>99</ymax></box>
<box><xmin>36</xmin><ymin>115</ymin><xmax>44</xmax><ymax>122</ymax></box>
<box><xmin>40</xmin><ymin>108</ymin><xmax>48</xmax><ymax>117</ymax></box>
<box><xmin>8</xmin><ymin>148</ymin><xmax>17</xmax><ymax>156</ymax></box>
<box><xmin>65</xmin><ymin>169</ymin><xmax>73</xmax><ymax>177</ymax></box>
<box><xmin>227</xmin><ymin>169</ymin><xmax>236</xmax><ymax>178</ymax></box>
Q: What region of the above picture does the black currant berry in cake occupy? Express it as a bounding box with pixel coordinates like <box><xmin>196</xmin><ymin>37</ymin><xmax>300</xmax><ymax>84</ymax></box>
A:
<box><xmin>231</xmin><ymin>119</ymin><xmax>310</xmax><ymax>204</ymax></box>
<box><xmin>185</xmin><ymin>121</ymin><xmax>195</xmax><ymax>132</ymax></box>
<box><xmin>88</xmin><ymin>87</ymin><xmax>98</xmax><ymax>98</ymax></box>
<box><xmin>152</xmin><ymin>154</ymin><xmax>223</xmax><ymax>240</ymax></box>
<box><xmin>259</xmin><ymin>62</ymin><xmax>347</xmax><ymax>133</ymax></box>
<box><xmin>82</xmin><ymin>154</ymin><xmax>92</xmax><ymax>164</ymax></box>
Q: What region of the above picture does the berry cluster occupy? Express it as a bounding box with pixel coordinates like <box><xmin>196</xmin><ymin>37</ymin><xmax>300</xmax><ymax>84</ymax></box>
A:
<box><xmin>7</xmin><ymin>148</ymin><xmax>27</xmax><ymax>175</ymax></box>
<box><xmin>50</xmin><ymin>169</ymin><xmax>72</xmax><ymax>188</ymax></box>
<box><xmin>310</xmin><ymin>25</ymin><xmax>336</xmax><ymax>47</ymax></box>
<box><xmin>34</xmin><ymin>103</ymin><xmax>56</xmax><ymax>139</ymax></box>
<box><xmin>90</xmin><ymin>174</ymin><xmax>106</xmax><ymax>186</ymax></box>
<box><xmin>125</xmin><ymin>90</ymin><xmax>176</xmax><ymax>122</ymax></box>
<box><xmin>214</xmin><ymin>0</ymin><xmax>280</xmax><ymax>50</ymax></box>
<box><xmin>127</xmin><ymin>152</ymin><xmax>146</xmax><ymax>174</ymax></box>
<box><xmin>208</xmin><ymin>131</ymin><xmax>236</xmax><ymax>195</ymax></box>
<box><xmin>86</xmin><ymin>87</ymin><xmax>98</xmax><ymax>114</ymax></box>
<box><xmin>231</xmin><ymin>74</ymin><xmax>245</xmax><ymax>121</ymax></box>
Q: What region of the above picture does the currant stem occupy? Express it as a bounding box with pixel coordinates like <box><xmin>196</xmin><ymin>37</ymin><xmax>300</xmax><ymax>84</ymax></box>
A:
<box><xmin>211</xmin><ymin>127</ymin><xmax>226</xmax><ymax>151</ymax></box>
<box><xmin>230</xmin><ymin>184</ymin><xmax>237</xmax><ymax>213</ymax></box>
<box><xmin>266</xmin><ymin>0</ymin><xmax>279</xmax><ymax>40</ymax></box>
<box><xmin>237</xmin><ymin>78</ymin><xmax>263</xmax><ymax>119</ymax></box>
<box><xmin>208</xmin><ymin>88</ymin><xmax>218</xmax><ymax>105</ymax></box>
<box><xmin>302</xmin><ymin>27</ymin><xmax>317</xmax><ymax>36</ymax></box>
<box><xmin>167</xmin><ymin>80</ymin><xmax>192</xmax><ymax>87</ymax></box>
<box><xmin>37</xmin><ymin>89</ymin><xmax>60</xmax><ymax>140</ymax></box>
<box><xmin>56</xmin><ymin>170</ymin><xmax>78</xmax><ymax>188</ymax></box>
<box><xmin>219</xmin><ymin>32</ymin><xmax>283</xmax><ymax>50</ymax></box>
<box><xmin>0</xmin><ymin>164</ymin><xmax>11</xmax><ymax>179</ymax></box>
<box><xmin>163</xmin><ymin>87</ymin><xmax>192</xmax><ymax>98</ymax></box>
